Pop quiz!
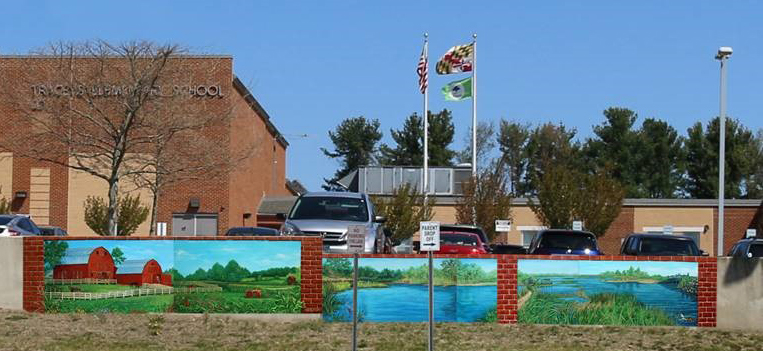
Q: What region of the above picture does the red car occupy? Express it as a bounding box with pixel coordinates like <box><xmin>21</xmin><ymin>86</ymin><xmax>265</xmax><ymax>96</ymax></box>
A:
<box><xmin>436</xmin><ymin>232</ymin><xmax>487</xmax><ymax>254</ymax></box>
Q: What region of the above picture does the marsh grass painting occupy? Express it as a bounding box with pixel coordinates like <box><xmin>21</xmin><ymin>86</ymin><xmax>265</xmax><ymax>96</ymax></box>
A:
<box><xmin>517</xmin><ymin>260</ymin><xmax>699</xmax><ymax>326</ymax></box>
<box><xmin>43</xmin><ymin>240</ymin><xmax>302</xmax><ymax>314</ymax></box>
<box><xmin>322</xmin><ymin>258</ymin><xmax>498</xmax><ymax>322</ymax></box>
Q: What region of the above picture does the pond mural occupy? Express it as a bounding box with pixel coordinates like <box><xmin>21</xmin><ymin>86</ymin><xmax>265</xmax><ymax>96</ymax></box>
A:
<box><xmin>323</xmin><ymin>257</ymin><xmax>497</xmax><ymax>322</ymax></box>
<box><xmin>517</xmin><ymin>259</ymin><xmax>698</xmax><ymax>326</ymax></box>
<box><xmin>42</xmin><ymin>240</ymin><xmax>302</xmax><ymax>314</ymax></box>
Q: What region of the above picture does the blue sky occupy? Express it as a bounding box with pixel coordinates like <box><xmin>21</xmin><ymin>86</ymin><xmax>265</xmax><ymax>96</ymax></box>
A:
<box><xmin>519</xmin><ymin>259</ymin><xmax>698</xmax><ymax>277</ymax></box>
<box><xmin>360</xmin><ymin>258</ymin><xmax>496</xmax><ymax>273</ymax></box>
<box><xmin>2</xmin><ymin>1</ymin><xmax>762</xmax><ymax>190</ymax></box>
<box><xmin>61</xmin><ymin>240</ymin><xmax>174</xmax><ymax>273</ymax></box>
<box><xmin>174</xmin><ymin>240</ymin><xmax>300</xmax><ymax>276</ymax></box>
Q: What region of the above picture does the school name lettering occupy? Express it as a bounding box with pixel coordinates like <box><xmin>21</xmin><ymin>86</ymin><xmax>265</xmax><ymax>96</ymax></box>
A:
<box><xmin>31</xmin><ymin>83</ymin><xmax>224</xmax><ymax>98</ymax></box>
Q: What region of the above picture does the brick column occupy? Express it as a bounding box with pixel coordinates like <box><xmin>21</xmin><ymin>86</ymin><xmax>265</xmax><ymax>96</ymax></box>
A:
<box><xmin>697</xmin><ymin>257</ymin><xmax>718</xmax><ymax>327</ymax></box>
<box><xmin>497</xmin><ymin>256</ymin><xmax>518</xmax><ymax>324</ymax></box>
<box><xmin>300</xmin><ymin>237</ymin><xmax>323</xmax><ymax>313</ymax></box>
<box><xmin>23</xmin><ymin>237</ymin><xmax>44</xmax><ymax>312</ymax></box>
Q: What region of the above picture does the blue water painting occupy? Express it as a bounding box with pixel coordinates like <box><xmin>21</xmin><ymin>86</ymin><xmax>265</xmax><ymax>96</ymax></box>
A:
<box><xmin>323</xmin><ymin>258</ymin><xmax>498</xmax><ymax>322</ymax></box>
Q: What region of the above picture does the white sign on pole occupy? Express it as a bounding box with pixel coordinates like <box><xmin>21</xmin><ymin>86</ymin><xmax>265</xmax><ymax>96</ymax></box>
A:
<box><xmin>572</xmin><ymin>221</ymin><xmax>583</xmax><ymax>231</ymax></box>
<box><xmin>747</xmin><ymin>229</ymin><xmax>757</xmax><ymax>238</ymax></box>
<box><xmin>663</xmin><ymin>225</ymin><xmax>674</xmax><ymax>235</ymax></box>
<box><xmin>419</xmin><ymin>221</ymin><xmax>440</xmax><ymax>251</ymax></box>
<box><xmin>347</xmin><ymin>225</ymin><xmax>367</xmax><ymax>254</ymax></box>
<box><xmin>495</xmin><ymin>220</ymin><xmax>511</xmax><ymax>232</ymax></box>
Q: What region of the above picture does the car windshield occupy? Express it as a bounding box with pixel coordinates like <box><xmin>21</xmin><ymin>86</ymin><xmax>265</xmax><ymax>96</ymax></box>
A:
<box><xmin>0</xmin><ymin>217</ymin><xmax>12</xmax><ymax>226</ymax></box>
<box><xmin>39</xmin><ymin>228</ymin><xmax>55</xmax><ymax>236</ymax></box>
<box><xmin>226</xmin><ymin>227</ymin><xmax>277</xmax><ymax>236</ymax></box>
<box><xmin>639</xmin><ymin>237</ymin><xmax>698</xmax><ymax>256</ymax></box>
<box><xmin>441</xmin><ymin>233</ymin><xmax>478</xmax><ymax>246</ymax></box>
<box><xmin>289</xmin><ymin>196</ymin><xmax>368</xmax><ymax>222</ymax></box>
<box><xmin>749</xmin><ymin>244</ymin><xmax>763</xmax><ymax>258</ymax></box>
<box><xmin>540</xmin><ymin>232</ymin><xmax>597</xmax><ymax>250</ymax></box>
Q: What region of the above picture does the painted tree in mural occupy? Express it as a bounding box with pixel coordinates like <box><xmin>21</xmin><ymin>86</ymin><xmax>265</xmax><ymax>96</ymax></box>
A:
<box><xmin>110</xmin><ymin>247</ymin><xmax>126</xmax><ymax>266</ymax></box>
<box><xmin>43</xmin><ymin>241</ymin><xmax>68</xmax><ymax>273</ymax></box>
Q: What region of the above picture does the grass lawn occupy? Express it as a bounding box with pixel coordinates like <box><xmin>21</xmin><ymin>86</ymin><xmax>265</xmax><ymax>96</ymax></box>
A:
<box><xmin>172</xmin><ymin>287</ymin><xmax>302</xmax><ymax>314</ymax></box>
<box><xmin>45</xmin><ymin>295</ymin><xmax>173</xmax><ymax>313</ymax></box>
<box><xmin>2</xmin><ymin>311</ymin><xmax>763</xmax><ymax>351</ymax></box>
<box><xmin>518</xmin><ymin>293</ymin><xmax>675</xmax><ymax>326</ymax></box>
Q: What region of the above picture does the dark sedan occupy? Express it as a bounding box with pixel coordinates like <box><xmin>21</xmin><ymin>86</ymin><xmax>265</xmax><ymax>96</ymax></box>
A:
<box><xmin>527</xmin><ymin>229</ymin><xmax>602</xmax><ymax>255</ymax></box>
<box><xmin>224</xmin><ymin>226</ymin><xmax>279</xmax><ymax>236</ymax></box>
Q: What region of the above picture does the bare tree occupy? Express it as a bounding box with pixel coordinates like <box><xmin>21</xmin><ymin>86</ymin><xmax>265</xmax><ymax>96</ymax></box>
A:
<box><xmin>0</xmin><ymin>40</ymin><xmax>238</xmax><ymax>235</ymax></box>
<box><xmin>455</xmin><ymin>160</ymin><xmax>513</xmax><ymax>243</ymax></box>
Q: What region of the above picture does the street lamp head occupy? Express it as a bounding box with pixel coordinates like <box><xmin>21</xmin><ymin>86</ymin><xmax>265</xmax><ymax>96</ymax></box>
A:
<box><xmin>716</xmin><ymin>46</ymin><xmax>733</xmax><ymax>60</ymax></box>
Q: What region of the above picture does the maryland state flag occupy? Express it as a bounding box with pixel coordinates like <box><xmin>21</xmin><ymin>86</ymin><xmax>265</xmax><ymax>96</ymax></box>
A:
<box><xmin>435</xmin><ymin>43</ymin><xmax>474</xmax><ymax>74</ymax></box>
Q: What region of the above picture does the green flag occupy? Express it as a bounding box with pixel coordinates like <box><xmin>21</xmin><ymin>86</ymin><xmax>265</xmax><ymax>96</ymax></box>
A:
<box><xmin>441</xmin><ymin>77</ymin><xmax>472</xmax><ymax>101</ymax></box>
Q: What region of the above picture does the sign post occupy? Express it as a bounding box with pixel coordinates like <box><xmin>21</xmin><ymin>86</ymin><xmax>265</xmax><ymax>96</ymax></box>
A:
<box><xmin>747</xmin><ymin>229</ymin><xmax>757</xmax><ymax>239</ymax></box>
<box><xmin>663</xmin><ymin>225</ymin><xmax>674</xmax><ymax>235</ymax></box>
<box><xmin>347</xmin><ymin>225</ymin><xmax>367</xmax><ymax>351</ymax></box>
<box><xmin>495</xmin><ymin>220</ymin><xmax>511</xmax><ymax>233</ymax></box>
<box><xmin>419</xmin><ymin>221</ymin><xmax>440</xmax><ymax>351</ymax></box>
<box><xmin>572</xmin><ymin>221</ymin><xmax>583</xmax><ymax>231</ymax></box>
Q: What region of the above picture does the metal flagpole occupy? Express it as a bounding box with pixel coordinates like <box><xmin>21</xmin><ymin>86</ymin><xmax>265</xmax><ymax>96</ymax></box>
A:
<box><xmin>471</xmin><ymin>33</ymin><xmax>477</xmax><ymax>176</ymax></box>
<box><xmin>423</xmin><ymin>33</ymin><xmax>429</xmax><ymax>199</ymax></box>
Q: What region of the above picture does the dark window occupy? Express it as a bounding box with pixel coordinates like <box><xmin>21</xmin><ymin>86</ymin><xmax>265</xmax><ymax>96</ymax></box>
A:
<box><xmin>639</xmin><ymin>238</ymin><xmax>699</xmax><ymax>256</ymax></box>
<box><xmin>225</xmin><ymin>227</ymin><xmax>278</xmax><ymax>236</ymax></box>
<box><xmin>17</xmin><ymin>218</ymin><xmax>33</xmax><ymax>231</ymax></box>
<box><xmin>0</xmin><ymin>218</ymin><xmax>12</xmax><ymax>226</ymax></box>
<box><xmin>539</xmin><ymin>232</ymin><xmax>597</xmax><ymax>251</ymax></box>
<box><xmin>289</xmin><ymin>197</ymin><xmax>368</xmax><ymax>222</ymax></box>
<box><xmin>441</xmin><ymin>233</ymin><xmax>479</xmax><ymax>246</ymax></box>
<box><xmin>749</xmin><ymin>244</ymin><xmax>763</xmax><ymax>258</ymax></box>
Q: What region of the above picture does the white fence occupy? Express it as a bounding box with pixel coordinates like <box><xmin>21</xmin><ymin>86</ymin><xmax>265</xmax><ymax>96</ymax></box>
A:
<box><xmin>46</xmin><ymin>286</ymin><xmax>222</xmax><ymax>300</ymax></box>
<box><xmin>46</xmin><ymin>278</ymin><xmax>117</xmax><ymax>285</ymax></box>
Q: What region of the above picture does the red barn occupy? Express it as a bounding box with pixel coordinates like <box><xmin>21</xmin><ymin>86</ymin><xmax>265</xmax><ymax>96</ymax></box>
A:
<box><xmin>116</xmin><ymin>259</ymin><xmax>172</xmax><ymax>286</ymax></box>
<box><xmin>53</xmin><ymin>247</ymin><xmax>116</xmax><ymax>280</ymax></box>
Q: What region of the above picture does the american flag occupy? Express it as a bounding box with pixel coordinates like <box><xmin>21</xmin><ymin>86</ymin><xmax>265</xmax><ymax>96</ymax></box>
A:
<box><xmin>417</xmin><ymin>42</ymin><xmax>428</xmax><ymax>94</ymax></box>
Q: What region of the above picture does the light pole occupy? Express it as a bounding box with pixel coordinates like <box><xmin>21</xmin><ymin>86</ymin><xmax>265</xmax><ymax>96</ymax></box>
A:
<box><xmin>715</xmin><ymin>46</ymin><xmax>732</xmax><ymax>256</ymax></box>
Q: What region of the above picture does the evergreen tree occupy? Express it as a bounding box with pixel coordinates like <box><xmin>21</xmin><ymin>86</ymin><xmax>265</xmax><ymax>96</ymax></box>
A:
<box><xmin>380</xmin><ymin>109</ymin><xmax>456</xmax><ymax>167</ymax></box>
<box><xmin>524</xmin><ymin>122</ymin><xmax>581</xmax><ymax>193</ymax></box>
<box><xmin>321</xmin><ymin>116</ymin><xmax>383</xmax><ymax>190</ymax></box>
<box><xmin>497</xmin><ymin>120</ymin><xmax>530</xmax><ymax>195</ymax></box>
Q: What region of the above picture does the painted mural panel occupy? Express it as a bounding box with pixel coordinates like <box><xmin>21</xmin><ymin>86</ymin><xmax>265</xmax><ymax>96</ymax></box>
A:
<box><xmin>517</xmin><ymin>259</ymin><xmax>698</xmax><ymax>326</ymax></box>
<box><xmin>322</xmin><ymin>257</ymin><xmax>497</xmax><ymax>322</ymax></box>
<box><xmin>43</xmin><ymin>240</ymin><xmax>301</xmax><ymax>314</ymax></box>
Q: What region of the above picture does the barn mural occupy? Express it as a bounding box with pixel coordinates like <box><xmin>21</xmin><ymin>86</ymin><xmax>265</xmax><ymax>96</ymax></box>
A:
<box><xmin>43</xmin><ymin>240</ymin><xmax>302</xmax><ymax>314</ymax></box>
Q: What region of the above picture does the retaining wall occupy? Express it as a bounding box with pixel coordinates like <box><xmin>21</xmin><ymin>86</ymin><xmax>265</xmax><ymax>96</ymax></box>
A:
<box><xmin>717</xmin><ymin>257</ymin><xmax>763</xmax><ymax>330</ymax></box>
<box><xmin>0</xmin><ymin>238</ymin><xmax>24</xmax><ymax>310</ymax></box>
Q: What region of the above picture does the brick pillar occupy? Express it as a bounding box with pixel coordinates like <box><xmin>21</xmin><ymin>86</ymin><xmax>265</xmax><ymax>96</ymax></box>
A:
<box><xmin>697</xmin><ymin>258</ymin><xmax>718</xmax><ymax>327</ymax></box>
<box><xmin>23</xmin><ymin>237</ymin><xmax>44</xmax><ymax>312</ymax></box>
<box><xmin>300</xmin><ymin>237</ymin><xmax>323</xmax><ymax>313</ymax></box>
<box><xmin>497</xmin><ymin>256</ymin><xmax>518</xmax><ymax>324</ymax></box>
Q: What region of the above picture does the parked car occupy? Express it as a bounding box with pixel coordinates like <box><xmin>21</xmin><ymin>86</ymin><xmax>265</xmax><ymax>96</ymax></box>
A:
<box><xmin>620</xmin><ymin>233</ymin><xmax>704</xmax><ymax>256</ymax></box>
<box><xmin>728</xmin><ymin>238</ymin><xmax>763</xmax><ymax>258</ymax></box>
<box><xmin>0</xmin><ymin>214</ymin><xmax>42</xmax><ymax>236</ymax></box>
<box><xmin>224</xmin><ymin>226</ymin><xmax>279</xmax><ymax>236</ymax></box>
<box><xmin>527</xmin><ymin>229</ymin><xmax>602</xmax><ymax>255</ymax></box>
<box><xmin>392</xmin><ymin>237</ymin><xmax>414</xmax><ymax>254</ymax></box>
<box><xmin>436</xmin><ymin>232</ymin><xmax>488</xmax><ymax>254</ymax></box>
<box><xmin>439</xmin><ymin>224</ymin><xmax>491</xmax><ymax>253</ymax></box>
<box><xmin>277</xmin><ymin>192</ymin><xmax>387</xmax><ymax>253</ymax></box>
<box><xmin>38</xmin><ymin>226</ymin><xmax>68</xmax><ymax>236</ymax></box>
<box><xmin>490</xmin><ymin>244</ymin><xmax>527</xmax><ymax>254</ymax></box>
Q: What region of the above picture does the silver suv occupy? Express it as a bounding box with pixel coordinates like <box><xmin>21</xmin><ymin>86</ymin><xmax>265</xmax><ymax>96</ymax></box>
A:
<box><xmin>278</xmin><ymin>192</ymin><xmax>386</xmax><ymax>253</ymax></box>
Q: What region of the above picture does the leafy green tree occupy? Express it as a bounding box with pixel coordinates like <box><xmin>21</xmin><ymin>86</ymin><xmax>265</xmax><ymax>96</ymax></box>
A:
<box><xmin>456</xmin><ymin>120</ymin><xmax>496</xmax><ymax>169</ymax></box>
<box><xmin>44</xmin><ymin>241</ymin><xmax>69</xmax><ymax>274</ymax></box>
<box><xmin>524</xmin><ymin>122</ymin><xmax>581</xmax><ymax>193</ymax></box>
<box><xmin>440</xmin><ymin>259</ymin><xmax>460</xmax><ymax>283</ymax></box>
<box><xmin>685</xmin><ymin>117</ymin><xmax>758</xmax><ymax>198</ymax></box>
<box><xmin>83</xmin><ymin>194</ymin><xmax>149</xmax><ymax>236</ymax></box>
<box><xmin>110</xmin><ymin>247</ymin><xmax>126</xmax><ymax>266</ymax></box>
<box><xmin>529</xmin><ymin>164</ymin><xmax>624</xmax><ymax>237</ymax></box>
<box><xmin>743</xmin><ymin>130</ymin><xmax>763</xmax><ymax>199</ymax></box>
<box><xmin>371</xmin><ymin>183</ymin><xmax>434</xmax><ymax>244</ymax></box>
<box><xmin>497</xmin><ymin>120</ymin><xmax>531</xmax><ymax>195</ymax></box>
<box><xmin>223</xmin><ymin>260</ymin><xmax>251</xmax><ymax>282</ymax></box>
<box><xmin>185</xmin><ymin>268</ymin><xmax>207</xmax><ymax>281</ymax></box>
<box><xmin>0</xmin><ymin>197</ymin><xmax>10</xmax><ymax>214</ymax></box>
<box><xmin>455</xmin><ymin>160</ymin><xmax>513</xmax><ymax>242</ymax></box>
<box><xmin>207</xmin><ymin>263</ymin><xmax>226</xmax><ymax>282</ymax></box>
<box><xmin>323</xmin><ymin>258</ymin><xmax>353</xmax><ymax>277</ymax></box>
<box><xmin>321</xmin><ymin>116</ymin><xmax>383</xmax><ymax>190</ymax></box>
<box><xmin>380</xmin><ymin>109</ymin><xmax>456</xmax><ymax>167</ymax></box>
<box><xmin>166</xmin><ymin>268</ymin><xmax>184</xmax><ymax>282</ymax></box>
